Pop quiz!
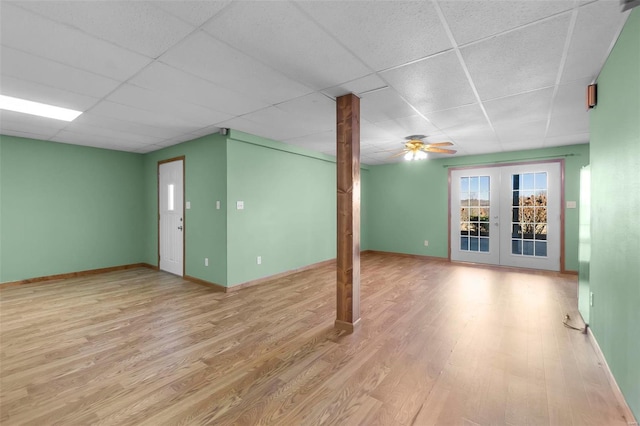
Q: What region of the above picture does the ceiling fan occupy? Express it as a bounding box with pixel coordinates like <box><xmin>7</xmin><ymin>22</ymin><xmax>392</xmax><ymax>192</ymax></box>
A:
<box><xmin>392</xmin><ymin>135</ymin><xmax>457</xmax><ymax>161</ymax></box>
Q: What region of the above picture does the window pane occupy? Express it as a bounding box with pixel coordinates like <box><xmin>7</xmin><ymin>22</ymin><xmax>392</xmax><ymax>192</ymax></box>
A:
<box><xmin>535</xmin><ymin>172</ymin><xmax>547</xmax><ymax>190</ymax></box>
<box><xmin>469</xmin><ymin>237</ymin><xmax>479</xmax><ymax>251</ymax></box>
<box><xmin>469</xmin><ymin>223</ymin><xmax>479</xmax><ymax>236</ymax></box>
<box><xmin>461</xmin><ymin>236</ymin><xmax>469</xmax><ymax>251</ymax></box>
<box><xmin>168</xmin><ymin>184</ymin><xmax>174</xmax><ymax>211</ymax></box>
<box><xmin>535</xmin><ymin>241</ymin><xmax>547</xmax><ymax>256</ymax></box>
<box><xmin>460</xmin><ymin>222</ymin><xmax>469</xmax><ymax>235</ymax></box>
<box><xmin>460</xmin><ymin>177</ymin><xmax>469</xmax><ymax>194</ymax></box>
<box><xmin>535</xmin><ymin>223</ymin><xmax>547</xmax><ymax>240</ymax></box>
<box><xmin>479</xmin><ymin>207</ymin><xmax>490</xmax><ymax>222</ymax></box>
<box><xmin>469</xmin><ymin>176</ymin><xmax>479</xmax><ymax>193</ymax></box>
<box><xmin>460</xmin><ymin>207</ymin><xmax>469</xmax><ymax>221</ymax></box>
<box><xmin>512</xmin><ymin>240</ymin><xmax>522</xmax><ymax>255</ymax></box>
<box><xmin>523</xmin><ymin>240</ymin><xmax>534</xmax><ymax>256</ymax></box>
<box><xmin>480</xmin><ymin>238</ymin><xmax>489</xmax><ymax>252</ymax></box>
<box><xmin>522</xmin><ymin>173</ymin><xmax>534</xmax><ymax>190</ymax></box>
<box><xmin>479</xmin><ymin>222</ymin><xmax>490</xmax><ymax>237</ymax></box>
<box><xmin>512</xmin><ymin>224</ymin><xmax>522</xmax><ymax>238</ymax></box>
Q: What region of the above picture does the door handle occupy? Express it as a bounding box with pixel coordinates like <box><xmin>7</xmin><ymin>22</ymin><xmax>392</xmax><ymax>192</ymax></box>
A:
<box><xmin>178</xmin><ymin>226</ymin><xmax>183</xmax><ymax>231</ymax></box>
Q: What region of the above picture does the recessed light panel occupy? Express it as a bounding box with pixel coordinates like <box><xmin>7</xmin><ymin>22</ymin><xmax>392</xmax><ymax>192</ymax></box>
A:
<box><xmin>0</xmin><ymin>95</ymin><xmax>82</xmax><ymax>121</ymax></box>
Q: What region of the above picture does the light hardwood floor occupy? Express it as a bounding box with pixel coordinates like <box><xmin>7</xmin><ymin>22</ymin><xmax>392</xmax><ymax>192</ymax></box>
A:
<box><xmin>0</xmin><ymin>252</ymin><xmax>629</xmax><ymax>425</ymax></box>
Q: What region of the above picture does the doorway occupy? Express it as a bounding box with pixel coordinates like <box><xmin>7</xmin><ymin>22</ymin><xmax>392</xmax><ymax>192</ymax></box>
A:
<box><xmin>158</xmin><ymin>157</ymin><xmax>184</xmax><ymax>276</ymax></box>
<box><xmin>450</xmin><ymin>161</ymin><xmax>562</xmax><ymax>271</ymax></box>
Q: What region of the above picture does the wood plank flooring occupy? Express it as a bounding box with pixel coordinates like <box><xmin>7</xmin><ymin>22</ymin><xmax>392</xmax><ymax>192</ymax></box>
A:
<box><xmin>0</xmin><ymin>252</ymin><xmax>629</xmax><ymax>425</ymax></box>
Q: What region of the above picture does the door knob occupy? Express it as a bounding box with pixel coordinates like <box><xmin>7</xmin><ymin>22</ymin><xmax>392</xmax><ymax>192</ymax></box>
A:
<box><xmin>178</xmin><ymin>226</ymin><xmax>183</xmax><ymax>231</ymax></box>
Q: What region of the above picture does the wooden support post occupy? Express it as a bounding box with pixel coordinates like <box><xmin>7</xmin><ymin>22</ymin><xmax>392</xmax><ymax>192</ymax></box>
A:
<box><xmin>335</xmin><ymin>93</ymin><xmax>361</xmax><ymax>332</ymax></box>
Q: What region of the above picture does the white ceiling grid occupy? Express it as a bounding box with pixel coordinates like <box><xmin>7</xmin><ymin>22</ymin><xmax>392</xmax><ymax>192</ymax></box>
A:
<box><xmin>0</xmin><ymin>0</ymin><xmax>631</xmax><ymax>164</ymax></box>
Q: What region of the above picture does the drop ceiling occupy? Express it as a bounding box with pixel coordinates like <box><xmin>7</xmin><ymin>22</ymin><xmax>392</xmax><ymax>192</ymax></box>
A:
<box><xmin>0</xmin><ymin>1</ymin><xmax>630</xmax><ymax>164</ymax></box>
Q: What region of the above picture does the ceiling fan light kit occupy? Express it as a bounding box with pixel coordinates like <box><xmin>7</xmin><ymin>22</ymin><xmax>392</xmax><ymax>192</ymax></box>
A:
<box><xmin>393</xmin><ymin>135</ymin><xmax>457</xmax><ymax>161</ymax></box>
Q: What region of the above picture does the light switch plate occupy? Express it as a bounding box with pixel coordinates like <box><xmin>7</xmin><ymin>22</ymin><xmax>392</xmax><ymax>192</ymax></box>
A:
<box><xmin>566</xmin><ymin>201</ymin><xmax>577</xmax><ymax>209</ymax></box>
<box><xmin>186</xmin><ymin>201</ymin><xmax>191</xmax><ymax>209</ymax></box>
<box><xmin>237</xmin><ymin>201</ymin><xmax>244</xmax><ymax>210</ymax></box>
<box><xmin>216</xmin><ymin>200</ymin><xmax>220</xmax><ymax>210</ymax></box>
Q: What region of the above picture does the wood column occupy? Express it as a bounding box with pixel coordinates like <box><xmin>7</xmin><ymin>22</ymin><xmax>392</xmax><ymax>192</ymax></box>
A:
<box><xmin>335</xmin><ymin>93</ymin><xmax>361</xmax><ymax>332</ymax></box>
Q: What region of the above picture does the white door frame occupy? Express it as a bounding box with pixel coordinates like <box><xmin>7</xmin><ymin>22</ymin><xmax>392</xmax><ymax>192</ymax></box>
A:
<box><xmin>158</xmin><ymin>156</ymin><xmax>185</xmax><ymax>276</ymax></box>
<box><xmin>448</xmin><ymin>159</ymin><xmax>565</xmax><ymax>272</ymax></box>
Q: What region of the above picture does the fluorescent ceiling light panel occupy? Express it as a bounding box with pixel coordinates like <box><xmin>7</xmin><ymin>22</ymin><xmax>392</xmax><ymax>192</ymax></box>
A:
<box><xmin>0</xmin><ymin>95</ymin><xmax>82</xmax><ymax>121</ymax></box>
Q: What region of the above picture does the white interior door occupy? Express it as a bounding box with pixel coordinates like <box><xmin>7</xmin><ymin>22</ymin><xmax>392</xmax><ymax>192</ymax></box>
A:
<box><xmin>450</xmin><ymin>162</ymin><xmax>561</xmax><ymax>271</ymax></box>
<box><xmin>159</xmin><ymin>160</ymin><xmax>184</xmax><ymax>276</ymax></box>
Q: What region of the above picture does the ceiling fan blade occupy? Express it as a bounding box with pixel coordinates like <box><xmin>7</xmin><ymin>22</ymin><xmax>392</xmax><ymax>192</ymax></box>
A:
<box><xmin>389</xmin><ymin>151</ymin><xmax>408</xmax><ymax>158</ymax></box>
<box><xmin>424</xmin><ymin>147</ymin><xmax>457</xmax><ymax>154</ymax></box>
<box><xmin>425</xmin><ymin>141</ymin><xmax>453</xmax><ymax>147</ymax></box>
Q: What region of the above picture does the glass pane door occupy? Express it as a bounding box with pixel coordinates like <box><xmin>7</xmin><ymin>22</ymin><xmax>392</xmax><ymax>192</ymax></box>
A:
<box><xmin>450</xmin><ymin>168</ymin><xmax>500</xmax><ymax>265</ymax></box>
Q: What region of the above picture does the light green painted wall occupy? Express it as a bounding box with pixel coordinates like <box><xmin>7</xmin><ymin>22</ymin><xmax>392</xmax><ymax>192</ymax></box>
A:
<box><xmin>589</xmin><ymin>8</ymin><xmax>640</xmax><ymax>419</ymax></box>
<box><xmin>142</xmin><ymin>134</ymin><xmax>227</xmax><ymax>286</ymax></box>
<box><xmin>368</xmin><ymin>144</ymin><xmax>589</xmax><ymax>271</ymax></box>
<box><xmin>0</xmin><ymin>135</ymin><xmax>144</xmax><ymax>282</ymax></box>
<box><xmin>225</xmin><ymin>131</ymin><xmax>338</xmax><ymax>287</ymax></box>
<box><xmin>578</xmin><ymin>166</ymin><xmax>591</xmax><ymax>324</ymax></box>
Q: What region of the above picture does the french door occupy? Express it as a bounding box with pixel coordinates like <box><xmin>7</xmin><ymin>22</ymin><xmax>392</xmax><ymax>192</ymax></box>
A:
<box><xmin>450</xmin><ymin>162</ymin><xmax>561</xmax><ymax>271</ymax></box>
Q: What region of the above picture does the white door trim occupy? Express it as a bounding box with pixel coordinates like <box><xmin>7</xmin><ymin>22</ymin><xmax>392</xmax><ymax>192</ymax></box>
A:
<box><xmin>158</xmin><ymin>157</ymin><xmax>185</xmax><ymax>276</ymax></box>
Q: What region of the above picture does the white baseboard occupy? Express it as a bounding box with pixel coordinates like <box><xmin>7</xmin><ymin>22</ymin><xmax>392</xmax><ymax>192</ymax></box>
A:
<box><xmin>587</xmin><ymin>327</ymin><xmax>638</xmax><ymax>425</ymax></box>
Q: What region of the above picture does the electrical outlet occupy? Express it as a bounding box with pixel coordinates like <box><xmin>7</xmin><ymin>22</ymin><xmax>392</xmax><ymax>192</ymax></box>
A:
<box><xmin>257</xmin><ymin>256</ymin><xmax>262</xmax><ymax>265</ymax></box>
<box><xmin>424</xmin><ymin>240</ymin><xmax>429</xmax><ymax>247</ymax></box>
<box><xmin>205</xmin><ymin>258</ymin><xmax>208</xmax><ymax>266</ymax></box>
<box><xmin>590</xmin><ymin>292</ymin><xmax>594</xmax><ymax>307</ymax></box>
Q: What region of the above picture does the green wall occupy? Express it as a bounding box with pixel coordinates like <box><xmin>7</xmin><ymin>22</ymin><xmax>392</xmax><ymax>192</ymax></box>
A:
<box><xmin>142</xmin><ymin>134</ymin><xmax>227</xmax><ymax>286</ymax></box>
<box><xmin>368</xmin><ymin>144</ymin><xmax>589</xmax><ymax>271</ymax></box>
<box><xmin>0</xmin><ymin>135</ymin><xmax>144</xmax><ymax>282</ymax></box>
<box><xmin>589</xmin><ymin>8</ymin><xmax>639</xmax><ymax>419</ymax></box>
<box><xmin>226</xmin><ymin>131</ymin><xmax>338</xmax><ymax>286</ymax></box>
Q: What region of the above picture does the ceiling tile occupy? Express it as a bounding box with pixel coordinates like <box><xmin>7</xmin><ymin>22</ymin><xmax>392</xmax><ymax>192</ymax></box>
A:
<box><xmin>495</xmin><ymin>119</ymin><xmax>548</xmax><ymax>144</ymax></box>
<box><xmin>439</xmin><ymin>0</ymin><xmax>574</xmax><ymax>46</ymax></box>
<box><xmin>483</xmin><ymin>87</ymin><xmax>554</xmax><ymax>126</ymax></box>
<box><xmin>322</xmin><ymin>74</ymin><xmax>387</xmax><ymax>99</ymax></box>
<box><xmin>1</xmin><ymin>47</ymin><xmax>120</xmax><ymax>100</ymax></box>
<box><xmin>561</xmin><ymin>1</ymin><xmax>631</xmax><ymax>83</ymax></box>
<box><xmin>373</xmin><ymin>115</ymin><xmax>440</xmax><ymax>143</ymax></box>
<box><xmin>461</xmin><ymin>13</ymin><xmax>571</xmax><ymax>100</ymax></box>
<box><xmin>159</xmin><ymin>31</ymin><xmax>313</xmax><ymax>105</ymax></box>
<box><xmin>203</xmin><ymin>2</ymin><xmax>370</xmax><ymax>90</ymax></box>
<box><xmin>442</xmin><ymin>124</ymin><xmax>500</xmax><ymax>151</ymax></box>
<box><xmin>155</xmin><ymin>1</ymin><xmax>232</xmax><ymax>27</ymax></box>
<box><xmin>360</xmin><ymin>88</ymin><xmax>417</xmax><ymax>124</ymax></box>
<box><xmin>0</xmin><ymin>109</ymin><xmax>69</xmax><ymax>137</ymax></box>
<box><xmin>382</xmin><ymin>51</ymin><xmax>476</xmax><ymax>114</ymax></box>
<box><xmin>0</xmin><ymin>75</ymin><xmax>100</xmax><ymax>111</ymax></box>
<box><xmin>72</xmin><ymin>113</ymin><xmax>181</xmax><ymax>140</ymax></box>
<box><xmin>89</xmin><ymin>101</ymin><xmax>202</xmax><ymax>137</ymax></box>
<box><xmin>547</xmin><ymin>111</ymin><xmax>589</xmax><ymax>138</ymax></box>
<box><xmin>544</xmin><ymin>132</ymin><xmax>589</xmax><ymax>147</ymax></box>
<box><xmin>283</xmin><ymin>130</ymin><xmax>335</xmax><ymax>153</ymax></box>
<box><xmin>105</xmin><ymin>84</ymin><xmax>233</xmax><ymax>127</ymax></box>
<box><xmin>128</xmin><ymin>62</ymin><xmax>268</xmax><ymax>116</ymax></box>
<box><xmin>300</xmin><ymin>1</ymin><xmax>451</xmax><ymax>71</ymax></box>
<box><xmin>425</xmin><ymin>103</ymin><xmax>489</xmax><ymax>131</ymax></box>
<box><xmin>551</xmin><ymin>78</ymin><xmax>592</xmax><ymax>117</ymax></box>
<box><xmin>1</xmin><ymin>3</ymin><xmax>151</xmax><ymax>80</ymax></box>
<box><xmin>17</xmin><ymin>1</ymin><xmax>195</xmax><ymax>58</ymax></box>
